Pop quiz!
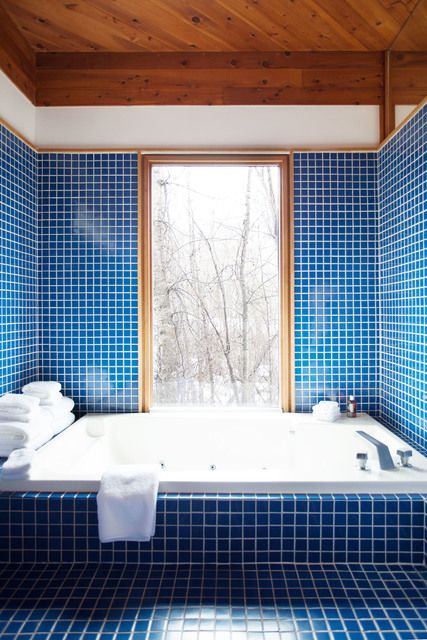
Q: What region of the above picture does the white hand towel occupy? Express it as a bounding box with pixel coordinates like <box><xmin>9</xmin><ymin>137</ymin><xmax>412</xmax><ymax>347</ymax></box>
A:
<box><xmin>22</xmin><ymin>381</ymin><xmax>61</xmax><ymax>397</ymax></box>
<box><xmin>0</xmin><ymin>409</ymin><xmax>54</xmax><ymax>456</ymax></box>
<box><xmin>24</xmin><ymin>391</ymin><xmax>63</xmax><ymax>407</ymax></box>
<box><xmin>97</xmin><ymin>465</ymin><xmax>159</xmax><ymax>543</ymax></box>
<box><xmin>22</xmin><ymin>382</ymin><xmax>62</xmax><ymax>404</ymax></box>
<box><xmin>45</xmin><ymin>397</ymin><xmax>74</xmax><ymax>421</ymax></box>
<box><xmin>312</xmin><ymin>401</ymin><xmax>341</xmax><ymax>423</ymax></box>
<box><xmin>52</xmin><ymin>412</ymin><xmax>75</xmax><ymax>436</ymax></box>
<box><xmin>0</xmin><ymin>393</ymin><xmax>40</xmax><ymax>418</ymax></box>
<box><xmin>1</xmin><ymin>448</ymin><xmax>36</xmax><ymax>479</ymax></box>
<box><xmin>0</xmin><ymin>406</ymin><xmax>43</xmax><ymax>424</ymax></box>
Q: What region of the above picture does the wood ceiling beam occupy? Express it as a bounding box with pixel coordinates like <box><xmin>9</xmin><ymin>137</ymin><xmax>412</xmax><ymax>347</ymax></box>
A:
<box><xmin>391</xmin><ymin>51</ymin><xmax>427</xmax><ymax>104</ymax></box>
<box><xmin>380</xmin><ymin>50</ymin><xmax>395</xmax><ymax>140</ymax></box>
<box><xmin>35</xmin><ymin>51</ymin><xmax>385</xmax><ymax>106</ymax></box>
<box><xmin>0</xmin><ymin>2</ymin><xmax>35</xmax><ymax>101</ymax></box>
<box><xmin>35</xmin><ymin>51</ymin><xmax>383</xmax><ymax>70</ymax></box>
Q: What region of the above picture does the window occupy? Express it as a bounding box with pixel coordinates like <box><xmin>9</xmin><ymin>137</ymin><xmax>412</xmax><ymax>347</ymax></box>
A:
<box><xmin>142</xmin><ymin>156</ymin><xmax>290</xmax><ymax>410</ymax></box>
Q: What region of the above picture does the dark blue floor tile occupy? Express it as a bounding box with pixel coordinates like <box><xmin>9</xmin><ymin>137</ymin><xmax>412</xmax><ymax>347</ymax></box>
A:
<box><xmin>0</xmin><ymin>563</ymin><xmax>426</xmax><ymax>639</ymax></box>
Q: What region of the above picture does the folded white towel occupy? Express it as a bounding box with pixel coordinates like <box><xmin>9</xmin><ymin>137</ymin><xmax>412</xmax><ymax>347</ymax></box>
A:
<box><xmin>22</xmin><ymin>381</ymin><xmax>61</xmax><ymax>398</ymax></box>
<box><xmin>97</xmin><ymin>465</ymin><xmax>159</xmax><ymax>543</ymax></box>
<box><xmin>22</xmin><ymin>382</ymin><xmax>63</xmax><ymax>405</ymax></box>
<box><xmin>0</xmin><ymin>409</ymin><xmax>54</xmax><ymax>456</ymax></box>
<box><xmin>52</xmin><ymin>412</ymin><xmax>75</xmax><ymax>437</ymax></box>
<box><xmin>24</xmin><ymin>391</ymin><xmax>63</xmax><ymax>407</ymax></box>
<box><xmin>45</xmin><ymin>397</ymin><xmax>75</xmax><ymax>421</ymax></box>
<box><xmin>0</xmin><ymin>393</ymin><xmax>40</xmax><ymax>419</ymax></box>
<box><xmin>1</xmin><ymin>448</ymin><xmax>36</xmax><ymax>479</ymax></box>
<box><xmin>317</xmin><ymin>401</ymin><xmax>340</xmax><ymax>408</ymax></box>
<box><xmin>312</xmin><ymin>401</ymin><xmax>341</xmax><ymax>423</ymax></box>
<box><xmin>0</xmin><ymin>406</ymin><xmax>43</xmax><ymax>424</ymax></box>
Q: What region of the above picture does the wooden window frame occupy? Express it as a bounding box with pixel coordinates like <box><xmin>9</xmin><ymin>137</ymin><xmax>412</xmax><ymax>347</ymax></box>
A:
<box><xmin>139</xmin><ymin>154</ymin><xmax>293</xmax><ymax>412</ymax></box>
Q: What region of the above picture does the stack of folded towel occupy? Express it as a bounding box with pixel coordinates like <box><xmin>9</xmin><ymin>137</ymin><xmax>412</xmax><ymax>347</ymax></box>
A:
<box><xmin>0</xmin><ymin>394</ymin><xmax>54</xmax><ymax>457</ymax></box>
<box><xmin>312</xmin><ymin>400</ymin><xmax>341</xmax><ymax>422</ymax></box>
<box><xmin>0</xmin><ymin>382</ymin><xmax>76</xmax><ymax>460</ymax></box>
<box><xmin>1</xmin><ymin>448</ymin><xmax>36</xmax><ymax>480</ymax></box>
<box><xmin>22</xmin><ymin>382</ymin><xmax>75</xmax><ymax>436</ymax></box>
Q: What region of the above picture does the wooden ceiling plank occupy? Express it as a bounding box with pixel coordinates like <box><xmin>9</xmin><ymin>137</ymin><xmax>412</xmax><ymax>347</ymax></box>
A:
<box><xmin>35</xmin><ymin>49</ymin><xmax>385</xmax><ymax>106</ymax></box>
<box><xmin>211</xmin><ymin>0</ymin><xmax>317</xmax><ymax>51</ymax></box>
<box><xmin>155</xmin><ymin>0</ymin><xmax>283</xmax><ymax>51</ymax></box>
<box><xmin>144</xmin><ymin>0</ymin><xmax>275</xmax><ymax>51</ymax></box>
<box><xmin>292</xmin><ymin>0</ymin><xmax>372</xmax><ymax>50</ymax></box>
<box><xmin>302</xmin><ymin>67</ymin><xmax>383</xmax><ymax>89</ymax></box>
<box><xmin>314</xmin><ymin>0</ymin><xmax>395</xmax><ymax>50</ymax></box>
<box><xmin>0</xmin><ymin>1</ymin><xmax>35</xmax><ymax>100</ymax></box>
<box><xmin>3</xmin><ymin>0</ymin><xmax>424</xmax><ymax>53</ymax></box>
<box><xmin>391</xmin><ymin>0</ymin><xmax>427</xmax><ymax>50</ymax></box>
<box><xmin>391</xmin><ymin>51</ymin><xmax>427</xmax><ymax>101</ymax></box>
<box><xmin>5</xmin><ymin>0</ymin><xmax>151</xmax><ymax>52</ymax></box>
<box><xmin>215</xmin><ymin>0</ymin><xmax>365</xmax><ymax>51</ymax></box>
<box><xmin>3</xmin><ymin>7</ymin><xmax>119</xmax><ymax>52</ymax></box>
<box><xmin>35</xmin><ymin>51</ymin><xmax>383</xmax><ymax>71</ymax></box>
<box><xmin>36</xmin><ymin>81</ymin><xmax>383</xmax><ymax>106</ymax></box>
<box><xmin>102</xmin><ymin>0</ymin><xmax>251</xmax><ymax>52</ymax></box>
<box><xmin>392</xmin><ymin>50</ymin><xmax>427</xmax><ymax>66</ymax></box>
<box><xmin>344</xmin><ymin>0</ymin><xmax>406</xmax><ymax>45</ymax></box>
<box><xmin>222</xmin><ymin>86</ymin><xmax>383</xmax><ymax>105</ymax></box>
<box><xmin>65</xmin><ymin>0</ymin><xmax>180</xmax><ymax>52</ymax></box>
<box><xmin>36</xmin><ymin>67</ymin><xmax>306</xmax><ymax>90</ymax></box>
<box><xmin>84</xmin><ymin>0</ymin><xmax>205</xmax><ymax>52</ymax></box>
<box><xmin>377</xmin><ymin>0</ymin><xmax>419</xmax><ymax>25</ymax></box>
<box><xmin>3</xmin><ymin>1</ymin><xmax>121</xmax><ymax>52</ymax></box>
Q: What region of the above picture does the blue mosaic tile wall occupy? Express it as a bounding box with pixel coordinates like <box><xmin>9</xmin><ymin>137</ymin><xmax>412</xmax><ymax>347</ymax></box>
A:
<box><xmin>378</xmin><ymin>105</ymin><xmax>427</xmax><ymax>453</ymax></box>
<box><xmin>0</xmin><ymin>125</ymin><xmax>39</xmax><ymax>396</ymax></box>
<box><xmin>0</xmin><ymin>492</ymin><xmax>424</xmax><ymax>565</ymax></box>
<box><xmin>38</xmin><ymin>153</ymin><xmax>139</xmax><ymax>412</ymax></box>
<box><xmin>293</xmin><ymin>152</ymin><xmax>379</xmax><ymax>413</ymax></box>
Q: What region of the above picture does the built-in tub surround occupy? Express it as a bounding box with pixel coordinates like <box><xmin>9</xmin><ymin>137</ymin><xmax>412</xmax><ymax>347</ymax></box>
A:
<box><xmin>38</xmin><ymin>153</ymin><xmax>139</xmax><ymax>412</ymax></box>
<box><xmin>0</xmin><ymin>124</ymin><xmax>38</xmax><ymax>396</ymax></box>
<box><xmin>0</xmin><ymin>491</ymin><xmax>424</xmax><ymax>565</ymax></box>
<box><xmin>378</xmin><ymin>104</ymin><xmax>427</xmax><ymax>453</ymax></box>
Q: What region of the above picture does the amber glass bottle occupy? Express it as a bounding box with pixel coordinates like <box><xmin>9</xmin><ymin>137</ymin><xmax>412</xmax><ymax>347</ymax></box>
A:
<box><xmin>347</xmin><ymin>395</ymin><xmax>357</xmax><ymax>417</ymax></box>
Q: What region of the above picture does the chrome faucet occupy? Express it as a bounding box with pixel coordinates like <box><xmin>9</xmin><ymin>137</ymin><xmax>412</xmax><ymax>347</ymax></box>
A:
<box><xmin>356</xmin><ymin>452</ymin><xmax>368</xmax><ymax>470</ymax></box>
<box><xmin>356</xmin><ymin>431</ymin><xmax>395</xmax><ymax>470</ymax></box>
<box><xmin>397</xmin><ymin>449</ymin><xmax>412</xmax><ymax>467</ymax></box>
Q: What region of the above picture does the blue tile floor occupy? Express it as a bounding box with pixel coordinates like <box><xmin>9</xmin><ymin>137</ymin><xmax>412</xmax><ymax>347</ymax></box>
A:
<box><xmin>0</xmin><ymin>564</ymin><xmax>427</xmax><ymax>639</ymax></box>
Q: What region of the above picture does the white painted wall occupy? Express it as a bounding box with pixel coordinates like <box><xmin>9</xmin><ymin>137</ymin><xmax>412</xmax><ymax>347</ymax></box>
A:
<box><xmin>0</xmin><ymin>71</ymin><xmax>36</xmax><ymax>144</ymax></box>
<box><xmin>35</xmin><ymin>104</ymin><xmax>379</xmax><ymax>149</ymax></box>
<box><xmin>395</xmin><ymin>105</ymin><xmax>417</xmax><ymax>127</ymax></box>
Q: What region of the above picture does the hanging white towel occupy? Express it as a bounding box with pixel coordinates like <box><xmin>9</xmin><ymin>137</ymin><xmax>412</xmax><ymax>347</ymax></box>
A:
<box><xmin>0</xmin><ymin>393</ymin><xmax>40</xmax><ymax>420</ymax></box>
<box><xmin>97</xmin><ymin>465</ymin><xmax>159</xmax><ymax>543</ymax></box>
<box><xmin>1</xmin><ymin>448</ymin><xmax>36</xmax><ymax>479</ymax></box>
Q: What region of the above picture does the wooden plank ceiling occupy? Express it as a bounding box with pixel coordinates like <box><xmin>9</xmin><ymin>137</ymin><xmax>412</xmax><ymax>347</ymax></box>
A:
<box><xmin>0</xmin><ymin>0</ymin><xmax>426</xmax><ymax>110</ymax></box>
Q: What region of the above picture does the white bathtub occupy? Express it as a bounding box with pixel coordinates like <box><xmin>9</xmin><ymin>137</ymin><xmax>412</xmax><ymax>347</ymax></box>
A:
<box><xmin>1</xmin><ymin>411</ymin><xmax>427</xmax><ymax>493</ymax></box>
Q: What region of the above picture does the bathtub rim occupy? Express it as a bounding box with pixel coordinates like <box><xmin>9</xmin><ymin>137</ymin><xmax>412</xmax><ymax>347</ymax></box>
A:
<box><xmin>1</xmin><ymin>411</ymin><xmax>427</xmax><ymax>494</ymax></box>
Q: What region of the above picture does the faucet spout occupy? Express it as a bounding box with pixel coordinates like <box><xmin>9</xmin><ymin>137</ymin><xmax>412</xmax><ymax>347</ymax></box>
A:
<box><xmin>356</xmin><ymin>431</ymin><xmax>395</xmax><ymax>470</ymax></box>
